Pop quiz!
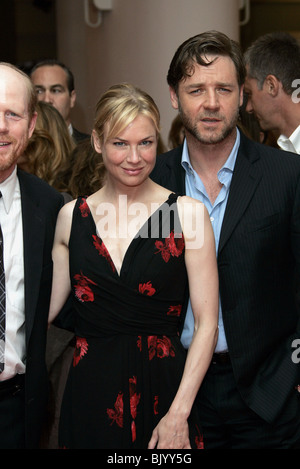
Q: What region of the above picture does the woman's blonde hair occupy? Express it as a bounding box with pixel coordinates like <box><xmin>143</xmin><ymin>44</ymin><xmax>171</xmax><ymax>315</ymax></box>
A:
<box><xmin>92</xmin><ymin>83</ymin><xmax>161</xmax><ymax>145</ymax></box>
<box><xmin>23</xmin><ymin>101</ymin><xmax>75</xmax><ymax>191</ymax></box>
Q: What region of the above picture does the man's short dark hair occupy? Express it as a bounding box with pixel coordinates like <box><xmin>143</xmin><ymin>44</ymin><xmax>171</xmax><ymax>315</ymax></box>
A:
<box><xmin>30</xmin><ymin>59</ymin><xmax>75</xmax><ymax>94</ymax></box>
<box><xmin>167</xmin><ymin>30</ymin><xmax>246</xmax><ymax>93</ymax></box>
<box><xmin>244</xmin><ymin>31</ymin><xmax>300</xmax><ymax>95</ymax></box>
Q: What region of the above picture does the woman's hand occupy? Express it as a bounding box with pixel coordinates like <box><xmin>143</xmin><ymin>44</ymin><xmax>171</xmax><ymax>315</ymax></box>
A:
<box><xmin>148</xmin><ymin>412</ymin><xmax>191</xmax><ymax>449</ymax></box>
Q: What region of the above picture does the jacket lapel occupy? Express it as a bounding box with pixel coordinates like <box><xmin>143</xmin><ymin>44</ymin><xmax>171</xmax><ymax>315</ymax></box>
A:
<box><xmin>218</xmin><ymin>135</ymin><xmax>262</xmax><ymax>255</ymax></box>
<box><xmin>18</xmin><ymin>172</ymin><xmax>45</xmax><ymax>345</ymax></box>
<box><xmin>166</xmin><ymin>146</ymin><xmax>186</xmax><ymax>194</ymax></box>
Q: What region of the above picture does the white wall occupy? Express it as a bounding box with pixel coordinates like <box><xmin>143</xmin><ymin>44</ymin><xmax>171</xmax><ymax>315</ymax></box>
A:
<box><xmin>56</xmin><ymin>0</ymin><xmax>240</xmax><ymax>145</ymax></box>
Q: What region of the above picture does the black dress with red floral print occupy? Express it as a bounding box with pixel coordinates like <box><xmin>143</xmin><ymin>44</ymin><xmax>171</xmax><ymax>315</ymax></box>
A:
<box><xmin>58</xmin><ymin>193</ymin><xmax>204</xmax><ymax>449</ymax></box>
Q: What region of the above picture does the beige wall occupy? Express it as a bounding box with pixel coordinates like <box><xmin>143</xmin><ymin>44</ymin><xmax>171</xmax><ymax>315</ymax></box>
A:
<box><xmin>56</xmin><ymin>0</ymin><xmax>240</xmax><ymax>145</ymax></box>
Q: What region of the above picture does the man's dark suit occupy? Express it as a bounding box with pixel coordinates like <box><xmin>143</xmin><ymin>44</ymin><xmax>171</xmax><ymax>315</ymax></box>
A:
<box><xmin>151</xmin><ymin>131</ymin><xmax>300</xmax><ymax>427</ymax></box>
<box><xmin>17</xmin><ymin>169</ymin><xmax>63</xmax><ymax>448</ymax></box>
<box><xmin>72</xmin><ymin>127</ymin><xmax>89</xmax><ymax>144</ymax></box>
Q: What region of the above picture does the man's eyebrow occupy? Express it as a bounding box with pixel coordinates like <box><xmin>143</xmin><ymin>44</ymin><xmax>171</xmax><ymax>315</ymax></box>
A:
<box><xmin>184</xmin><ymin>82</ymin><xmax>235</xmax><ymax>90</ymax></box>
<box><xmin>34</xmin><ymin>84</ymin><xmax>65</xmax><ymax>90</ymax></box>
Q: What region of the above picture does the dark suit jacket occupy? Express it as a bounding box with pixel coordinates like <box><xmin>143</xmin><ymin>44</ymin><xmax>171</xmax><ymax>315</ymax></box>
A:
<box><xmin>17</xmin><ymin>169</ymin><xmax>64</xmax><ymax>448</ymax></box>
<box><xmin>72</xmin><ymin>127</ymin><xmax>90</xmax><ymax>144</ymax></box>
<box><xmin>151</xmin><ymin>131</ymin><xmax>300</xmax><ymax>424</ymax></box>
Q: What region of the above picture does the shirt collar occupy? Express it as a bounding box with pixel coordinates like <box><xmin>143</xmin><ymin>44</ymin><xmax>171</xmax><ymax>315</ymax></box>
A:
<box><xmin>0</xmin><ymin>167</ymin><xmax>18</xmax><ymax>214</ymax></box>
<box><xmin>182</xmin><ymin>127</ymin><xmax>240</xmax><ymax>174</ymax></box>
<box><xmin>277</xmin><ymin>124</ymin><xmax>300</xmax><ymax>154</ymax></box>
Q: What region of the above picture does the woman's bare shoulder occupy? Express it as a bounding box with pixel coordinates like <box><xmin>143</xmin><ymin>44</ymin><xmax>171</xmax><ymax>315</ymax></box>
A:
<box><xmin>177</xmin><ymin>195</ymin><xmax>204</xmax><ymax>207</ymax></box>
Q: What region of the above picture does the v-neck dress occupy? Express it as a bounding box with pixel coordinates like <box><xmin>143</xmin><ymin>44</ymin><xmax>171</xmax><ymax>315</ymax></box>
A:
<box><xmin>58</xmin><ymin>194</ymin><xmax>204</xmax><ymax>449</ymax></box>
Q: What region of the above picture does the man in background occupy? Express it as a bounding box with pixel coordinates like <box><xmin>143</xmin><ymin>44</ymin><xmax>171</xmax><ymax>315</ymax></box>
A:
<box><xmin>244</xmin><ymin>31</ymin><xmax>300</xmax><ymax>154</ymax></box>
<box><xmin>30</xmin><ymin>59</ymin><xmax>89</xmax><ymax>144</ymax></box>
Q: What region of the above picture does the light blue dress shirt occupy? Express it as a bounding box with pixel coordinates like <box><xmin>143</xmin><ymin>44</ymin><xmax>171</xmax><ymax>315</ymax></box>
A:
<box><xmin>180</xmin><ymin>129</ymin><xmax>240</xmax><ymax>351</ymax></box>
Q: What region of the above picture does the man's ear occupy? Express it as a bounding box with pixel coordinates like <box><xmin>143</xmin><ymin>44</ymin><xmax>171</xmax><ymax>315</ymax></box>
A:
<box><xmin>239</xmin><ymin>84</ymin><xmax>244</xmax><ymax>107</ymax></box>
<box><xmin>70</xmin><ymin>89</ymin><xmax>76</xmax><ymax>109</ymax></box>
<box><xmin>28</xmin><ymin>111</ymin><xmax>37</xmax><ymax>139</ymax></box>
<box><xmin>264</xmin><ymin>75</ymin><xmax>280</xmax><ymax>97</ymax></box>
<box><xmin>169</xmin><ymin>86</ymin><xmax>179</xmax><ymax>110</ymax></box>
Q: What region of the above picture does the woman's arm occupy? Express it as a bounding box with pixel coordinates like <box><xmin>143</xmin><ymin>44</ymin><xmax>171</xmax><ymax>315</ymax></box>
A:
<box><xmin>48</xmin><ymin>200</ymin><xmax>76</xmax><ymax>325</ymax></box>
<box><xmin>148</xmin><ymin>197</ymin><xmax>219</xmax><ymax>449</ymax></box>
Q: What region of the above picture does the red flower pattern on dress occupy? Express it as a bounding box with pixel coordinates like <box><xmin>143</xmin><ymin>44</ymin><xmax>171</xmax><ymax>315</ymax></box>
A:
<box><xmin>107</xmin><ymin>392</ymin><xmax>124</xmax><ymax>428</ymax></box>
<box><xmin>154</xmin><ymin>395</ymin><xmax>159</xmax><ymax>415</ymax></box>
<box><xmin>92</xmin><ymin>235</ymin><xmax>116</xmax><ymax>272</ymax></box>
<box><xmin>195</xmin><ymin>425</ymin><xmax>204</xmax><ymax>449</ymax></box>
<box><xmin>73</xmin><ymin>337</ymin><xmax>88</xmax><ymax>367</ymax></box>
<box><xmin>131</xmin><ymin>421</ymin><xmax>137</xmax><ymax>443</ymax></box>
<box><xmin>147</xmin><ymin>335</ymin><xmax>175</xmax><ymax>360</ymax></box>
<box><xmin>139</xmin><ymin>281</ymin><xmax>156</xmax><ymax>296</ymax></box>
<box><xmin>137</xmin><ymin>335</ymin><xmax>142</xmax><ymax>352</ymax></box>
<box><xmin>167</xmin><ymin>304</ymin><xmax>182</xmax><ymax>317</ymax></box>
<box><xmin>73</xmin><ymin>272</ymin><xmax>97</xmax><ymax>302</ymax></box>
<box><xmin>155</xmin><ymin>231</ymin><xmax>184</xmax><ymax>262</ymax></box>
<box><xmin>129</xmin><ymin>376</ymin><xmax>140</xmax><ymax>420</ymax></box>
<box><xmin>129</xmin><ymin>376</ymin><xmax>141</xmax><ymax>442</ymax></box>
<box><xmin>79</xmin><ymin>198</ymin><xmax>90</xmax><ymax>217</ymax></box>
<box><xmin>107</xmin><ymin>376</ymin><xmax>141</xmax><ymax>442</ymax></box>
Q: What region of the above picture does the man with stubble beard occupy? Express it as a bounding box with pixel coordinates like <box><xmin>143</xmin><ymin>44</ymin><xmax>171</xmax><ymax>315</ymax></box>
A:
<box><xmin>151</xmin><ymin>30</ymin><xmax>300</xmax><ymax>449</ymax></box>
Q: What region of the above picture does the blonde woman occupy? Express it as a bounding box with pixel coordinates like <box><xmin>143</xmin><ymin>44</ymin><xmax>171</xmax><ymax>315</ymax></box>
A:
<box><xmin>48</xmin><ymin>83</ymin><xmax>218</xmax><ymax>449</ymax></box>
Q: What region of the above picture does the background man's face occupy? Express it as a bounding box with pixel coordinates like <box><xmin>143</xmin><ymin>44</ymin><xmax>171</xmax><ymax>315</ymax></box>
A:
<box><xmin>31</xmin><ymin>65</ymin><xmax>75</xmax><ymax>126</ymax></box>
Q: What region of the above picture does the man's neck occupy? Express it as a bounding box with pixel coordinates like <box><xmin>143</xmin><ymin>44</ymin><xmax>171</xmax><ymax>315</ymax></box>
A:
<box><xmin>277</xmin><ymin>96</ymin><xmax>300</xmax><ymax>138</ymax></box>
<box><xmin>186</xmin><ymin>127</ymin><xmax>237</xmax><ymax>176</ymax></box>
<box><xmin>0</xmin><ymin>165</ymin><xmax>17</xmax><ymax>184</ymax></box>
